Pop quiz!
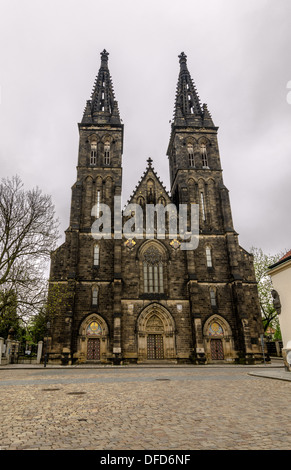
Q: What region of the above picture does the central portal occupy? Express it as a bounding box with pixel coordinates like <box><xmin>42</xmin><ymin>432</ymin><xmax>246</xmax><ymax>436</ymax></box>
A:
<box><xmin>137</xmin><ymin>303</ymin><xmax>176</xmax><ymax>362</ymax></box>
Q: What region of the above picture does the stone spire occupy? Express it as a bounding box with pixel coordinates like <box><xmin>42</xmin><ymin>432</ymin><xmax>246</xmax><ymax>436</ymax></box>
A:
<box><xmin>172</xmin><ymin>52</ymin><xmax>214</xmax><ymax>128</ymax></box>
<box><xmin>81</xmin><ymin>49</ymin><xmax>121</xmax><ymax>125</ymax></box>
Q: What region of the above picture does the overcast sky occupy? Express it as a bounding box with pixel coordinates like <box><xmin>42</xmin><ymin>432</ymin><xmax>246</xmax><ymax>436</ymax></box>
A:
<box><xmin>0</xmin><ymin>0</ymin><xmax>290</xmax><ymax>257</ymax></box>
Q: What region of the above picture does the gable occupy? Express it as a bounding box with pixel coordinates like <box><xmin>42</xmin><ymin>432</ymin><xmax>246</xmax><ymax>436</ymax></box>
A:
<box><xmin>126</xmin><ymin>161</ymin><xmax>171</xmax><ymax>208</ymax></box>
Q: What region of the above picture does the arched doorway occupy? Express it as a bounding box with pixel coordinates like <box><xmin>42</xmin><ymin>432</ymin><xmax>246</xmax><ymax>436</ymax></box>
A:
<box><xmin>203</xmin><ymin>315</ymin><xmax>235</xmax><ymax>362</ymax></box>
<box><xmin>77</xmin><ymin>314</ymin><xmax>109</xmax><ymax>363</ymax></box>
<box><xmin>137</xmin><ymin>304</ymin><xmax>176</xmax><ymax>362</ymax></box>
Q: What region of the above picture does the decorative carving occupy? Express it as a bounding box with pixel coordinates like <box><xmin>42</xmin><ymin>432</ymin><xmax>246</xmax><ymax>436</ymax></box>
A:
<box><xmin>146</xmin><ymin>314</ymin><xmax>164</xmax><ymax>331</ymax></box>
<box><xmin>271</xmin><ymin>289</ymin><xmax>281</xmax><ymax>315</ymax></box>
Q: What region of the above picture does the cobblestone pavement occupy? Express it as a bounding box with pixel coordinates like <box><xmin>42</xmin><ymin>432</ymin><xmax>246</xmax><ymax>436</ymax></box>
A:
<box><xmin>0</xmin><ymin>363</ymin><xmax>291</xmax><ymax>451</ymax></box>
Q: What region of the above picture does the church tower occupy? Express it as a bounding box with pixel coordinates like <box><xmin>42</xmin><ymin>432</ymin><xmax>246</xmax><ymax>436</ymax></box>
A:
<box><xmin>48</xmin><ymin>50</ymin><xmax>124</xmax><ymax>364</ymax></box>
<box><xmin>167</xmin><ymin>52</ymin><xmax>263</xmax><ymax>362</ymax></box>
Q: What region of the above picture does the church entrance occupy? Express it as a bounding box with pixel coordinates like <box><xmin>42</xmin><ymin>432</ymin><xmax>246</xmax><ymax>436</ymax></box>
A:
<box><xmin>203</xmin><ymin>315</ymin><xmax>235</xmax><ymax>363</ymax></box>
<box><xmin>87</xmin><ymin>338</ymin><xmax>100</xmax><ymax>360</ymax></box>
<box><xmin>137</xmin><ymin>304</ymin><xmax>176</xmax><ymax>362</ymax></box>
<box><xmin>210</xmin><ymin>339</ymin><xmax>224</xmax><ymax>360</ymax></box>
<box><xmin>77</xmin><ymin>314</ymin><xmax>109</xmax><ymax>363</ymax></box>
<box><xmin>147</xmin><ymin>334</ymin><xmax>164</xmax><ymax>359</ymax></box>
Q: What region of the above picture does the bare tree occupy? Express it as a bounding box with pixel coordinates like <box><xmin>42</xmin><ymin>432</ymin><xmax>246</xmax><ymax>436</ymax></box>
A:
<box><xmin>0</xmin><ymin>175</ymin><xmax>59</xmax><ymax>322</ymax></box>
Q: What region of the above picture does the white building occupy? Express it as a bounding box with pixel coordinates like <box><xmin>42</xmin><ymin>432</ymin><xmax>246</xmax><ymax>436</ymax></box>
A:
<box><xmin>268</xmin><ymin>250</ymin><xmax>291</xmax><ymax>371</ymax></box>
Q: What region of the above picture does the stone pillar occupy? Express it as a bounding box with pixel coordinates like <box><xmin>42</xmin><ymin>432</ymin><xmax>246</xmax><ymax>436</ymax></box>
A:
<box><xmin>0</xmin><ymin>337</ymin><xmax>4</xmax><ymax>365</ymax></box>
<box><xmin>5</xmin><ymin>339</ymin><xmax>11</xmax><ymax>363</ymax></box>
<box><xmin>37</xmin><ymin>341</ymin><xmax>43</xmax><ymax>364</ymax></box>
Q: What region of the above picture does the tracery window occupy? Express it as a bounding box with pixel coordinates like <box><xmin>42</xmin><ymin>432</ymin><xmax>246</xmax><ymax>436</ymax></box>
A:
<box><xmin>188</xmin><ymin>144</ymin><xmax>195</xmax><ymax>167</ymax></box>
<box><xmin>143</xmin><ymin>246</ymin><xmax>164</xmax><ymax>294</ymax></box>
<box><xmin>201</xmin><ymin>143</ymin><xmax>208</xmax><ymax>168</ymax></box>
<box><xmin>104</xmin><ymin>142</ymin><xmax>110</xmax><ymax>165</ymax></box>
<box><xmin>90</xmin><ymin>142</ymin><xmax>97</xmax><ymax>165</ymax></box>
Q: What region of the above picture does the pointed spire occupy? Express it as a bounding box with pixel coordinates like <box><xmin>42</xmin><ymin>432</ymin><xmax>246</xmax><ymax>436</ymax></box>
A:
<box><xmin>81</xmin><ymin>49</ymin><xmax>121</xmax><ymax>125</ymax></box>
<box><xmin>172</xmin><ymin>52</ymin><xmax>203</xmax><ymax>127</ymax></box>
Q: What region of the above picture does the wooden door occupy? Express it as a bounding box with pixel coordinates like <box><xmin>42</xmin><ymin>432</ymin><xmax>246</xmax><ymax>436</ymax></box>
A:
<box><xmin>147</xmin><ymin>334</ymin><xmax>164</xmax><ymax>359</ymax></box>
<box><xmin>87</xmin><ymin>338</ymin><xmax>100</xmax><ymax>360</ymax></box>
<box><xmin>210</xmin><ymin>339</ymin><xmax>224</xmax><ymax>360</ymax></box>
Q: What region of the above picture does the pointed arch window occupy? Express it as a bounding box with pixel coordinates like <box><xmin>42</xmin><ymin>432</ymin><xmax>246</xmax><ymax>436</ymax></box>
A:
<box><xmin>90</xmin><ymin>142</ymin><xmax>97</xmax><ymax>165</ymax></box>
<box><xmin>210</xmin><ymin>288</ymin><xmax>216</xmax><ymax>306</ymax></box>
<box><xmin>104</xmin><ymin>142</ymin><xmax>110</xmax><ymax>165</ymax></box>
<box><xmin>92</xmin><ymin>287</ymin><xmax>99</xmax><ymax>306</ymax></box>
<box><xmin>143</xmin><ymin>246</ymin><xmax>164</xmax><ymax>294</ymax></box>
<box><xmin>188</xmin><ymin>144</ymin><xmax>195</xmax><ymax>167</ymax></box>
<box><xmin>200</xmin><ymin>192</ymin><xmax>206</xmax><ymax>221</ymax></box>
<box><xmin>94</xmin><ymin>245</ymin><xmax>100</xmax><ymax>266</ymax></box>
<box><xmin>206</xmin><ymin>246</ymin><xmax>213</xmax><ymax>268</ymax></box>
<box><xmin>96</xmin><ymin>190</ymin><xmax>101</xmax><ymax>217</ymax></box>
<box><xmin>201</xmin><ymin>143</ymin><xmax>208</xmax><ymax>168</ymax></box>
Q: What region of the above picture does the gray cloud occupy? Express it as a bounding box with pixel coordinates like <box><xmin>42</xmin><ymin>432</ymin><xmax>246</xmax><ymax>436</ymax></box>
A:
<box><xmin>0</xmin><ymin>0</ymin><xmax>290</xmax><ymax>257</ymax></box>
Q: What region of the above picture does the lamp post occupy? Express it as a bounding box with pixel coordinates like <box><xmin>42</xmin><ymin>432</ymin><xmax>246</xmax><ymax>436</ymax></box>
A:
<box><xmin>44</xmin><ymin>321</ymin><xmax>50</xmax><ymax>368</ymax></box>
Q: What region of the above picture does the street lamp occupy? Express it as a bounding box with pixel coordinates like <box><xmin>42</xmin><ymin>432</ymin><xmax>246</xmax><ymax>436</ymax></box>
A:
<box><xmin>44</xmin><ymin>321</ymin><xmax>50</xmax><ymax>368</ymax></box>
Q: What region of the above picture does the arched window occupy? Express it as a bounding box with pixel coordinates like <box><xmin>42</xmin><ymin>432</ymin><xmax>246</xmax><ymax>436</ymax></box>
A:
<box><xmin>200</xmin><ymin>192</ymin><xmax>206</xmax><ymax>221</ymax></box>
<box><xmin>201</xmin><ymin>143</ymin><xmax>208</xmax><ymax>168</ymax></box>
<box><xmin>90</xmin><ymin>142</ymin><xmax>97</xmax><ymax>165</ymax></box>
<box><xmin>104</xmin><ymin>142</ymin><xmax>110</xmax><ymax>165</ymax></box>
<box><xmin>143</xmin><ymin>246</ymin><xmax>164</xmax><ymax>294</ymax></box>
<box><xmin>188</xmin><ymin>144</ymin><xmax>195</xmax><ymax>167</ymax></box>
<box><xmin>210</xmin><ymin>288</ymin><xmax>216</xmax><ymax>306</ymax></box>
<box><xmin>206</xmin><ymin>246</ymin><xmax>212</xmax><ymax>268</ymax></box>
<box><xmin>94</xmin><ymin>245</ymin><xmax>99</xmax><ymax>266</ymax></box>
<box><xmin>92</xmin><ymin>287</ymin><xmax>98</xmax><ymax>306</ymax></box>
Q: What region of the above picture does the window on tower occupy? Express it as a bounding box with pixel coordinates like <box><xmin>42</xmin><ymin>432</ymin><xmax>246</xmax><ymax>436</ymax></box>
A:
<box><xmin>210</xmin><ymin>288</ymin><xmax>216</xmax><ymax>306</ymax></box>
<box><xmin>92</xmin><ymin>287</ymin><xmax>98</xmax><ymax>306</ymax></box>
<box><xmin>200</xmin><ymin>192</ymin><xmax>206</xmax><ymax>221</ymax></box>
<box><xmin>206</xmin><ymin>246</ymin><xmax>213</xmax><ymax>268</ymax></box>
<box><xmin>201</xmin><ymin>143</ymin><xmax>208</xmax><ymax>168</ymax></box>
<box><xmin>104</xmin><ymin>142</ymin><xmax>110</xmax><ymax>165</ymax></box>
<box><xmin>187</xmin><ymin>144</ymin><xmax>195</xmax><ymax>167</ymax></box>
<box><xmin>90</xmin><ymin>143</ymin><xmax>97</xmax><ymax>165</ymax></box>
<box><xmin>94</xmin><ymin>245</ymin><xmax>100</xmax><ymax>266</ymax></box>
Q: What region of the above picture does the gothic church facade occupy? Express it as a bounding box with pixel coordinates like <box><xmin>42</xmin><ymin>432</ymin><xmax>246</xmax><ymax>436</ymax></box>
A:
<box><xmin>48</xmin><ymin>50</ymin><xmax>264</xmax><ymax>364</ymax></box>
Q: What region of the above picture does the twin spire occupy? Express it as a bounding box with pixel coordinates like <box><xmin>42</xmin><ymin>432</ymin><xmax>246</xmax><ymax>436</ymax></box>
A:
<box><xmin>82</xmin><ymin>50</ymin><xmax>214</xmax><ymax>128</ymax></box>
<box><xmin>173</xmin><ymin>51</ymin><xmax>214</xmax><ymax>127</ymax></box>
<box><xmin>82</xmin><ymin>49</ymin><xmax>121</xmax><ymax>125</ymax></box>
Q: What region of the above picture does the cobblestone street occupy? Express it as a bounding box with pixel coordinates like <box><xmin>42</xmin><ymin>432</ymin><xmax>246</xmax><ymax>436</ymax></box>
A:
<box><xmin>0</xmin><ymin>363</ymin><xmax>291</xmax><ymax>451</ymax></box>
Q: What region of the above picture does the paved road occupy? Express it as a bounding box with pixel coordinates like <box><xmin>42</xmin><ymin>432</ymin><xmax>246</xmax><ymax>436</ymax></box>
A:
<box><xmin>0</xmin><ymin>364</ymin><xmax>291</xmax><ymax>450</ymax></box>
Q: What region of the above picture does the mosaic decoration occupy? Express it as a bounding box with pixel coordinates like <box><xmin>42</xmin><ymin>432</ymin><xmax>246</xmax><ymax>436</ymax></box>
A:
<box><xmin>124</xmin><ymin>238</ymin><xmax>136</xmax><ymax>249</ymax></box>
<box><xmin>170</xmin><ymin>239</ymin><xmax>181</xmax><ymax>250</ymax></box>
<box><xmin>208</xmin><ymin>321</ymin><xmax>224</xmax><ymax>337</ymax></box>
<box><xmin>86</xmin><ymin>321</ymin><xmax>102</xmax><ymax>336</ymax></box>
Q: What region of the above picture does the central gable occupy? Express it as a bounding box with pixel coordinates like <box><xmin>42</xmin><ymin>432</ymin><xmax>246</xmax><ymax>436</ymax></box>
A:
<box><xmin>126</xmin><ymin>159</ymin><xmax>171</xmax><ymax>208</ymax></box>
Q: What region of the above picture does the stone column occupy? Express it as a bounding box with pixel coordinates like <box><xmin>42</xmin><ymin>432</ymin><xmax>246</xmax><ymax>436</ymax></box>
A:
<box><xmin>0</xmin><ymin>337</ymin><xmax>4</xmax><ymax>365</ymax></box>
<box><xmin>37</xmin><ymin>341</ymin><xmax>43</xmax><ymax>364</ymax></box>
<box><xmin>5</xmin><ymin>339</ymin><xmax>11</xmax><ymax>363</ymax></box>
